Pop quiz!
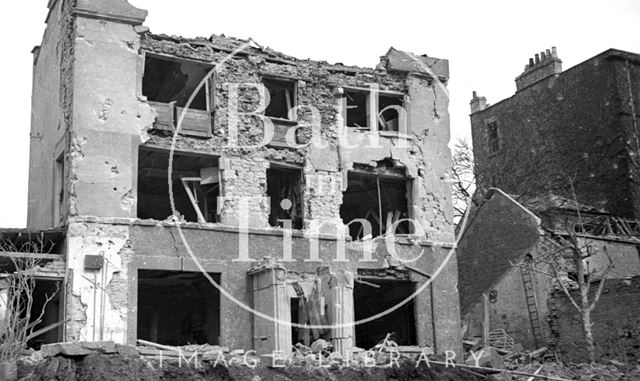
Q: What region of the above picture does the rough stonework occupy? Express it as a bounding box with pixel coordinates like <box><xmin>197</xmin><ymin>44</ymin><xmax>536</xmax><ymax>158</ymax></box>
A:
<box><xmin>470</xmin><ymin>48</ymin><xmax>640</xmax><ymax>219</ymax></box>
<box><xmin>18</xmin><ymin>0</ymin><xmax>462</xmax><ymax>359</ymax></box>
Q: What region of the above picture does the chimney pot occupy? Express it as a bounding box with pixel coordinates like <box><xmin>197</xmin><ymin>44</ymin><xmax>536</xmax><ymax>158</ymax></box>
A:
<box><xmin>470</xmin><ymin>92</ymin><xmax>487</xmax><ymax>114</ymax></box>
<box><xmin>516</xmin><ymin>47</ymin><xmax>562</xmax><ymax>92</ymax></box>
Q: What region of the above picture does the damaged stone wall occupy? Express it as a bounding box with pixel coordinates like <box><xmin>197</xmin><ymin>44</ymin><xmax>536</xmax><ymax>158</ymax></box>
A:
<box><xmin>28</xmin><ymin>0</ymin><xmax>461</xmax><ymax>356</ymax></box>
<box><xmin>218</xmin><ymin>156</ymin><xmax>270</xmax><ymax>228</ymax></box>
<box><xmin>69</xmin><ymin>2</ymin><xmax>154</xmax><ymax>220</ymax></box>
<box><xmin>139</xmin><ymin>32</ymin><xmax>454</xmax><ymax>242</ymax></box>
<box><xmin>65</xmin><ymin>222</ymin><xmax>132</xmax><ymax>343</ymax></box>
<box><xmin>548</xmin><ymin>275</ymin><xmax>640</xmax><ymax>363</ymax></box>
<box><xmin>110</xmin><ymin>220</ymin><xmax>456</xmax><ymax>353</ymax></box>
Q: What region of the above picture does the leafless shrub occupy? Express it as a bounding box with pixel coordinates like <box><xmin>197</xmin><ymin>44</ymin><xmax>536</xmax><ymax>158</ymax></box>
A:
<box><xmin>0</xmin><ymin>238</ymin><xmax>59</xmax><ymax>363</ymax></box>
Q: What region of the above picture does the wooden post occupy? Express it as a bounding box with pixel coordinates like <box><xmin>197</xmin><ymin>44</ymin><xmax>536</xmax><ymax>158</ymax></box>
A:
<box><xmin>482</xmin><ymin>293</ymin><xmax>490</xmax><ymax>347</ymax></box>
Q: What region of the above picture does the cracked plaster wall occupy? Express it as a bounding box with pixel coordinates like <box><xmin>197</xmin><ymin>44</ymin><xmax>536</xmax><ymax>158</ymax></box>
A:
<box><xmin>68</xmin><ymin>6</ymin><xmax>155</xmax><ymax>220</ymax></box>
<box><xmin>65</xmin><ymin>222</ymin><xmax>131</xmax><ymax>343</ymax></box>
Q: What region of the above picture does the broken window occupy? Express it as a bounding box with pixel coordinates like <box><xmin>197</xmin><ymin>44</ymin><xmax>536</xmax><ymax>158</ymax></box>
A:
<box><xmin>267</xmin><ymin>165</ymin><xmax>303</xmax><ymax>229</ymax></box>
<box><xmin>0</xmin><ymin>272</ymin><xmax>63</xmax><ymax>350</ymax></box>
<box><xmin>344</xmin><ymin>88</ymin><xmax>405</xmax><ymax>132</ymax></box>
<box><xmin>52</xmin><ymin>153</ymin><xmax>65</xmax><ymax>225</ymax></box>
<box><xmin>26</xmin><ymin>279</ymin><xmax>63</xmax><ymax>348</ymax></box>
<box><xmin>340</xmin><ymin>160</ymin><xmax>411</xmax><ymax>240</ymax></box>
<box><xmin>487</xmin><ymin>120</ymin><xmax>500</xmax><ymax>153</ymax></box>
<box><xmin>143</xmin><ymin>55</ymin><xmax>211</xmax><ymax>110</ymax></box>
<box><xmin>143</xmin><ymin>55</ymin><xmax>213</xmax><ymax>136</ymax></box>
<box><xmin>378</xmin><ymin>94</ymin><xmax>403</xmax><ymax>132</ymax></box>
<box><xmin>354</xmin><ymin>278</ymin><xmax>417</xmax><ymax>349</ymax></box>
<box><xmin>137</xmin><ymin>147</ymin><xmax>219</xmax><ymax>223</ymax></box>
<box><xmin>290</xmin><ymin>297</ymin><xmax>302</xmax><ymax>345</ymax></box>
<box><xmin>263</xmin><ymin>77</ymin><xmax>296</xmax><ymax>120</ymax></box>
<box><xmin>345</xmin><ymin>90</ymin><xmax>368</xmax><ymax>129</ymax></box>
<box><xmin>137</xmin><ymin>270</ymin><xmax>221</xmax><ymax>346</ymax></box>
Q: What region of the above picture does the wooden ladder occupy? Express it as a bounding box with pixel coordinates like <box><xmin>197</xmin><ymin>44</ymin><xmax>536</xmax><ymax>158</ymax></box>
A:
<box><xmin>520</xmin><ymin>260</ymin><xmax>545</xmax><ymax>348</ymax></box>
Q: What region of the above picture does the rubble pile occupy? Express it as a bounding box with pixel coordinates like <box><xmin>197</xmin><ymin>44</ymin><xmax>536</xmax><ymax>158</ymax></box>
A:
<box><xmin>11</xmin><ymin>337</ymin><xmax>640</xmax><ymax>380</ymax></box>
<box><xmin>462</xmin><ymin>338</ymin><xmax>640</xmax><ymax>380</ymax></box>
<box><xmin>14</xmin><ymin>340</ymin><xmax>479</xmax><ymax>381</ymax></box>
<box><xmin>290</xmin><ymin>336</ymin><xmax>434</xmax><ymax>368</ymax></box>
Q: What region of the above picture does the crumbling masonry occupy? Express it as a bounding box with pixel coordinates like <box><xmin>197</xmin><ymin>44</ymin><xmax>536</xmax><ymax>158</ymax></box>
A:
<box><xmin>21</xmin><ymin>0</ymin><xmax>460</xmax><ymax>356</ymax></box>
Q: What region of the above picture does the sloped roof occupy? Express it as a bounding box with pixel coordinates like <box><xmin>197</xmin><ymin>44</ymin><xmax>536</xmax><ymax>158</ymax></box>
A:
<box><xmin>521</xmin><ymin>193</ymin><xmax>607</xmax><ymax>215</ymax></box>
<box><xmin>457</xmin><ymin>189</ymin><xmax>543</xmax><ymax>316</ymax></box>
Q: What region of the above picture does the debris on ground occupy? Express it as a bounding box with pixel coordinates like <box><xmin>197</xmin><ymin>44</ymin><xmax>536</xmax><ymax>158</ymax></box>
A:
<box><xmin>462</xmin><ymin>336</ymin><xmax>640</xmax><ymax>380</ymax></box>
<box><xmin>11</xmin><ymin>335</ymin><xmax>640</xmax><ymax>380</ymax></box>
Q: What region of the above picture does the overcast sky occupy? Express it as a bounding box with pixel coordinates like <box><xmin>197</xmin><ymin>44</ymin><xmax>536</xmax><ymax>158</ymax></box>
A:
<box><xmin>0</xmin><ymin>0</ymin><xmax>638</xmax><ymax>228</ymax></box>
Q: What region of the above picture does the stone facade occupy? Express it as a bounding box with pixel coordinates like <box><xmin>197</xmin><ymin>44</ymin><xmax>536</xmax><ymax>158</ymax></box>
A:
<box><xmin>470</xmin><ymin>48</ymin><xmax>640</xmax><ymax>219</ymax></box>
<box><xmin>23</xmin><ymin>0</ymin><xmax>461</xmax><ymax>356</ymax></box>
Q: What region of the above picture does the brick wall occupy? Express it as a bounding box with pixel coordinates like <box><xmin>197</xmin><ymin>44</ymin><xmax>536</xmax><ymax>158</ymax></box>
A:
<box><xmin>548</xmin><ymin>276</ymin><xmax>640</xmax><ymax>363</ymax></box>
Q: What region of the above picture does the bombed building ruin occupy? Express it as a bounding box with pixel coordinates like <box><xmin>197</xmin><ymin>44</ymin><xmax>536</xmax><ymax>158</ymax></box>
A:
<box><xmin>8</xmin><ymin>0</ymin><xmax>461</xmax><ymax>357</ymax></box>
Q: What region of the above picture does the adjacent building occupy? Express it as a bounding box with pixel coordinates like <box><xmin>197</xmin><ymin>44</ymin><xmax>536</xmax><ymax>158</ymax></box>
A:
<box><xmin>457</xmin><ymin>189</ymin><xmax>640</xmax><ymax>362</ymax></box>
<box><xmin>462</xmin><ymin>48</ymin><xmax>640</xmax><ymax>362</ymax></box>
<box><xmin>470</xmin><ymin>48</ymin><xmax>640</xmax><ymax>219</ymax></box>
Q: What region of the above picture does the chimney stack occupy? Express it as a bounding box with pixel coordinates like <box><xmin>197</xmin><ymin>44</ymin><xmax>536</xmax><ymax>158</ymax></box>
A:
<box><xmin>470</xmin><ymin>91</ymin><xmax>487</xmax><ymax>114</ymax></box>
<box><xmin>515</xmin><ymin>47</ymin><xmax>562</xmax><ymax>92</ymax></box>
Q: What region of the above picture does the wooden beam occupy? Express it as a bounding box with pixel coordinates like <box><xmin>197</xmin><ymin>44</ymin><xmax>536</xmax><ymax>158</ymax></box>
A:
<box><xmin>140</xmin><ymin>144</ymin><xmax>222</xmax><ymax>159</ymax></box>
<box><xmin>482</xmin><ymin>293</ymin><xmax>490</xmax><ymax>348</ymax></box>
<box><xmin>0</xmin><ymin>252</ymin><xmax>63</xmax><ymax>260</ymax></box>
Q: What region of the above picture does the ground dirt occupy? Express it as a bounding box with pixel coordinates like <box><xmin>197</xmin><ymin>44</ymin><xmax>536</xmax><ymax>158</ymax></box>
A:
<box><xmin>19</xmin><ymin>353</ymin><xmax>481</xmax><ymax>381</ymax></box>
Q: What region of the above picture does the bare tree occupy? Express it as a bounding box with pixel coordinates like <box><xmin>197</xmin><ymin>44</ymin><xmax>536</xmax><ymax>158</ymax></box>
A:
<box><xmin>451</xmin><ymin>137</ymin><xmax>475</xmax><ymax>222</ymax></box>
<box><xmin>531</xmin><ymin>185</ymin><xmax>614</xmax><ymax>363</ymax></box>
<box><xmin>474</xmin><ymin>131</ymin><xmax>563</xmax><ymax>202</ymax></box>
<box><xmin>0</xmin><ymin>238</ymin><xmax>60</xmax><ymax>379</ymax></box>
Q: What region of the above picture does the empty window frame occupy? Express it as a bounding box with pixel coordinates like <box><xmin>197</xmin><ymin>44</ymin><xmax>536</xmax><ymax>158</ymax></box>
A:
<box><xmin>0</xmin><ymin>276</ymin><xmax>63</xmax><ymax>349</ymax></box>
<box><xmin>143</xmin><ymin>55</ymin><xmax>212</xmax><ymax>111</ymax></box>
<box><xmin>267</xmin><ymin>165</ymin><xmax>303</xmax><ymax>229</ymax></box>
<box><xmin>340</xmin><ymin>161</ymin><xmax>411</xmax><ymax>240</ymax></box>
<box><xmin>486</xmin><ymin>120</ymin><xmax>500</xmax><ymax>153</ymax></box>
<box><xmin>344</xmin><ymin>88</ymin><xmax>405</xmax><ymax>132</ymax></box>
<box><xmin>143</xmin><ymin>55</ymin><xmax>214</xmax><ymax>137</ymax></box>
<box><xmin>27</xmin><ymin>278</ymin><xmax>63</xmax><ymax>348</ymax></box>
<box><xmin>263</xmin><ymin>77</ymin><xmax>296</xmax><ymax>120</ymax></box>
<box><xmin>137</xmin><ymin>147</ymin><xmax>220</xmax><ymax>223</ymax></box>
<box><xmin>354</xmin><ymin>279</ymin><xmax>417</xmax><ymax>349</ymax></box>
<box><xmin>137</xmin><ymin>270</ymin><xmax>221</xmax><ymax>346</ymax></box>
<box><xmin>52</xmin><ymin>153</ymin><xmax>65</xmax><ymax>225</ymax></box>
<box><xmin>345</xmin><ymin>90</ymin><xmax>368</xmax><ymax>129</ymax></box>
<box><xmin>378</xmin><ymin>94</ymin><xmax>403</xmax><ymax>132</ymax></box>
